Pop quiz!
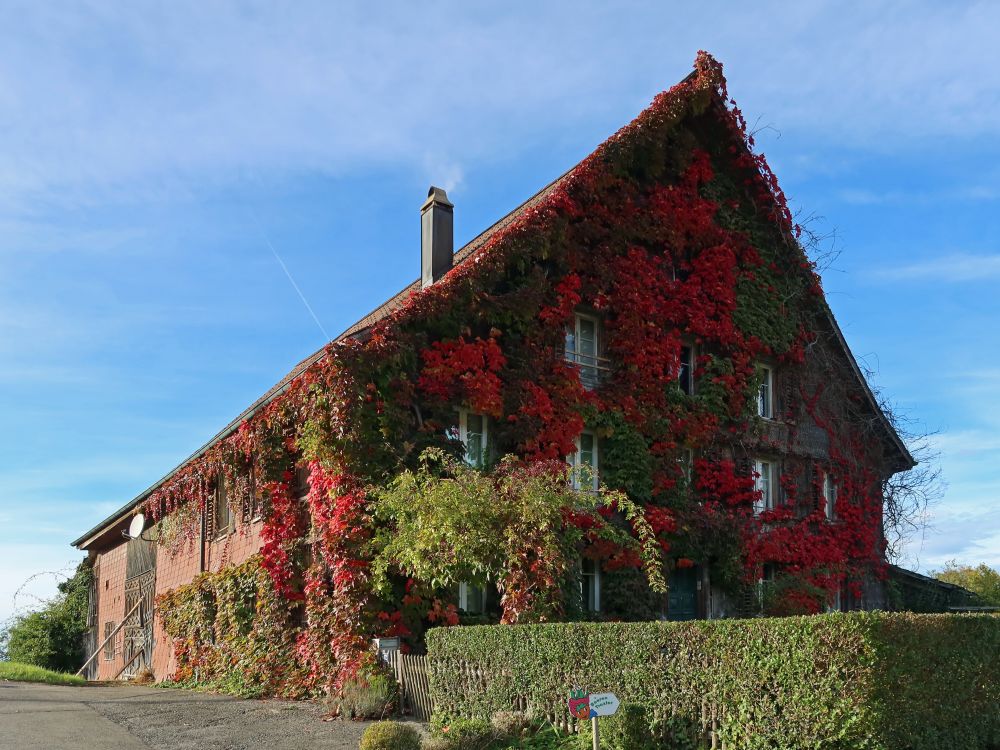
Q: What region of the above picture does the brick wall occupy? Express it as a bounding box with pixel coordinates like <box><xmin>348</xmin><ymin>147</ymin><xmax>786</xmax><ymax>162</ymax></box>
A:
<box><xmin>90</xmin><ymin>514</ymin><xmax>264</xmax><ymax>682</ymax></box>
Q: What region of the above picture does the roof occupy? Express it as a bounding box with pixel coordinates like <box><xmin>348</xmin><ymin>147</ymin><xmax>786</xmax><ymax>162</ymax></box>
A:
<box><xmin>71</xmin><ymin>170</ymin><xmax>574</xmax><ymax>549</ymax></box>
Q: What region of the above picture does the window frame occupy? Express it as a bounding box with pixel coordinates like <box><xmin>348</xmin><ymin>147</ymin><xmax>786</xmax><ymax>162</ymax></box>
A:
<box><xmin>757</xmin><ymin>365</ymin><xmax>774</xmax><ymax>420</ymax></box>
<box><xmin>456</xmin><ymin>409</ymin><xmax>489</xmax><ymax>468</ymax></box>
<box><xmin>753</xmin><ymin>459</ymin><xmax>776</xmax><ymax>515</ymax></box>
<box><xmin>679</xmin><ymin>344</ymin><xmax>695</xmax><ymax>396</ymax></box>
<box><xmin>213</xmin><ymin>474</ymin><xmax>234</xmax><ymax>538</ymax></box>
<box><xmin>823</xmin><ymin>472</ymin><xmax>838</xmax><ymax>520</ymax></box>
<box><xmin>458</xmin><ymin>582</ymin><xmax>487</xmax><ymax>615</ymax></box>
<box><xmin>565</xmin><ymin>312</ymin><xmax>606</xmax><ymax>389</ymax></box>
<box><xmin>570</xmin><ymin>431</ymin><xmax>599</xmax><ymax>492</ymax></box>
<box><xmin>580</xmin><ymin>558</ymin><xmax>602</xmax><ymax>613</ymax></box>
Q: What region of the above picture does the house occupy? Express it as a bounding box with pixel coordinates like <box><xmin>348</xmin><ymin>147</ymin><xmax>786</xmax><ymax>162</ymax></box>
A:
<box><xmin>71</xmin><ymin>53</ymin><xmax>914</xmax><ymax>689</ymax></box>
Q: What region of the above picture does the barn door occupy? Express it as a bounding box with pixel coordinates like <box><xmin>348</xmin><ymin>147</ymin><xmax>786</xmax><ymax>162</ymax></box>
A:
<box><xmin>121</xmin><ymin>536</ymin><xmax>156</xmax><ymax>679</ymax></box>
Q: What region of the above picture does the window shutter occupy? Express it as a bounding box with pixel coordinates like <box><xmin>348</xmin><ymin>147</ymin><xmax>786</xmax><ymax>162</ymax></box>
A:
<box><xmin>206</xmin><ymin>485</ymin><xmax>217</xmax><ymax>538</ymax></box>
<box><xmin>781</xmin><ymin>372</ymin><xmax>795</xmax><ymax>420</ymax></box>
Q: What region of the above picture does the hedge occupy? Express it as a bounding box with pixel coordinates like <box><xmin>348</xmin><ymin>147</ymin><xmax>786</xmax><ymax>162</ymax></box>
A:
<box><xmin>426</xmin><ymin>612</ymin><xmax>1000</xmax><ymax>750</ymax></box>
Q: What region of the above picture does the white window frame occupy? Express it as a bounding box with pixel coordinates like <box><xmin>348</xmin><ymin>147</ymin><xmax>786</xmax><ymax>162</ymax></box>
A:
<box><xmin>580</xmin><ymin>558</ymin><xmax>601</xmax><ymax>613</ymax></box>
<box><xmin>570</xmin><ymin>431</ymin><xmax>599</xmax><ymax>491</ymax></box>
<box><xmin>566</xmin><ymin>313</ymin><xmax>605</xmax><ymax>389</ymax></box>
<box><xmin>753</xmin><ymin>459</ymin><xmax>776</xmax><ymax>515</ymax></box>
<box><xmin>823</xmin><ymin>472</ymin><xmax>837</xmax><ymax>520</ymax></box>
<box><xmin>458</xmin><ymin>582</ymin><xmax>486</xmax><ymax>614</ymax></box>
<box><xmin>679</xmin><ymin>344</ymin><xmax>695</xmax><ymax>395</ymax></box>
<box><xmin>457</xmin><ymin>409</ymin><xmax>488</xmax><ymax>468</ymax></box>
<box><xmin>758</xmin><ymin>365</ymin><xmax>774</xmax><ymax>419</ymax></box>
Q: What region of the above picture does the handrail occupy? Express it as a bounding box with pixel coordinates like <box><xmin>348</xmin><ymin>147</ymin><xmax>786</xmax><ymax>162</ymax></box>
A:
<box><xmin>75</xmin><ymin>599</ymin><xmax>143</xmax><ymax>677</ymax></box>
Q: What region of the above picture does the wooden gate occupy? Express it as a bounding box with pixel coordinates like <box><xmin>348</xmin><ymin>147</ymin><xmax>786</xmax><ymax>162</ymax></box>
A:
<box><xmin>121</xmin><ymin>537</ymin><xmax>156</xmax><ymax>680</ymax></box>
<box><xmin>385</xmin><ymin>651</ymin><xmax>433</xmax><ymax>721</ymax></box>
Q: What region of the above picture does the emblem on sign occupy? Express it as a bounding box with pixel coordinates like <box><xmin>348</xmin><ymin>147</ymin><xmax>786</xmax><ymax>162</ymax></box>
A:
<box><xmin>568</xmin><ymin>687</ymin><xmax>590</xmax><ymax>719</ymax></box>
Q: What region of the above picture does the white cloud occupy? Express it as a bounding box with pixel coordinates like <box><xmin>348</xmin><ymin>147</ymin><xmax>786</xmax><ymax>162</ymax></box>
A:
<box><xmin>869</xmin><ymin>253</ymin><xmax>1000</xmax><ymax>282</ymax></box>
<box><xmin>0</xmin><ymin>1</ymin><xmax>998</xmax><ymax>212</ymax></box>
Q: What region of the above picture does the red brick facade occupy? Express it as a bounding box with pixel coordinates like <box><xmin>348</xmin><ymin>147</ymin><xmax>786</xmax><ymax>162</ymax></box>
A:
<box><xmin>88</xmin><ymin>517</ymin><xmax>264</xmax><ymax>681</ymax></box>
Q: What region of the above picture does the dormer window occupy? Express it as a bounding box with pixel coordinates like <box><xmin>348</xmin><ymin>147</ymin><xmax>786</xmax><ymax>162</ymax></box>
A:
<box><xmin>565</xmin><ymin>313</ymin><xmax>608</xmax><ymax>389</ymax></box>
<box><xmin>569</xmin><ymin>432</ymin><xmax>599</xmax><ymax>491</ymax></box>
<box><xmin>457</xmin><ymin>409</ymin><xmax>488</xmax><ymax>468</ymax></box>
<box><xmin>679</xmin><ymin>345</ymin><xmax>694</xmax><ymax>395</ymax></box>
<box><xmin>757</xmin><ymin>365</ymin><xmax>774</xmax><ymax>419</ymax></box>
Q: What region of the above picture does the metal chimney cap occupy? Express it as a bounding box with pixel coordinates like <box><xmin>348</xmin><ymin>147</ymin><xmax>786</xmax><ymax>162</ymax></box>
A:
<box><xmin>422</xmin><ymin>186</ymin><xmax>453</xmax><ymax>210</ymax></box>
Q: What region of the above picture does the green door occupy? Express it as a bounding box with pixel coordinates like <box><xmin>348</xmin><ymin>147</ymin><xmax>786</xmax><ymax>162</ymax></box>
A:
<box><xmin>667</xmin><ymin>567</ymin><xmax>698</xmax><ymax>621</ymax></box>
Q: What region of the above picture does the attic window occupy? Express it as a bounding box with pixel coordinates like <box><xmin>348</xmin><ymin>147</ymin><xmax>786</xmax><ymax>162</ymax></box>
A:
<box><xmin>213</xmin><ymin>475</ymin><xmax>234</xmax><ymax>537</ymax></box>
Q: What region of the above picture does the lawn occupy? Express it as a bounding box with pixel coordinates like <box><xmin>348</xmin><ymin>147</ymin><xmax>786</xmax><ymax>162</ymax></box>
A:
<box><xmin>0</xmin><ymin>661</ymin><xmax>87</xmax><ymax>686</ymax></box>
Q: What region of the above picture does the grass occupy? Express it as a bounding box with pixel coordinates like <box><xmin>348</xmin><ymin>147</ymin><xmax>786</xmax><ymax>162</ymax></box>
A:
<box><xmin>0</xmin><ymin>662</ymin><xmax>87</xmax><ymax>686</ymax></box>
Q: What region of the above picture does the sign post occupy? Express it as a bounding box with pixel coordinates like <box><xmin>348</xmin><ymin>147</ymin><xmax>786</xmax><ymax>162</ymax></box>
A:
<box><xmin>568</xmin><ymin>688</ymin><xmax>620</xmax><ymax>750</ymax></box>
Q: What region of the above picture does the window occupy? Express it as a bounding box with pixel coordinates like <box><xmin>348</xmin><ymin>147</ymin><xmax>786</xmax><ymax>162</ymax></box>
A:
<box><xmin>103</xmin><ymin>621</ymin><xmax>116</xmax><ymax>660</ymax></box>
<box><xmin>565</xmin><ymin>313</ymin><xmax>607</xmax><ymax>389</ymax></box>
<box><xmin>456</xmin><ymin>410</ymin><xmax>488</xmax><ymax>468</ymax></box>
<box><xmin>758</xmin><ymin>365</ymin><xmax>774</xmax><ymax>419</ymax></box>
<box><xmin>458</xmin><ymin>582</ymin><xmax>486</xmax><ymax>614</ymax></box>
<box><xmin>580</xmin><ymin>558</ymin><xmax>601</xmax><ymax>613</ymax></box>
<box><xmin>679</xmin><ymin>448</ymin><xmax>695</xmax><ymax>483</ymax></box>
<box><xmin>213</xmin><ymin>475</ymin><xmax>233</xmax><ymax>537</ymax></box>
<box><xmin>570</xmin><ymin>432</ymin><xmax>599</xmax><ymax>491</ymax></box>
<box><xmin>827</xmin><ymin>585</ymin><xmax>843</xmax><ymax>613</ymax></box>
<box><xmin>679</xmin><ymin>345</ymin><xmax>694</xmax><ymax>395</ymax></box>
<box><xmin>753</xmin><ymin>459</ymin><xmax>776</xmax><ymax>514</ymax></box>
<box><xmin>823</xmin><ymin>472</ymin><xmax>837</xmax><ymax>520</ymax></box>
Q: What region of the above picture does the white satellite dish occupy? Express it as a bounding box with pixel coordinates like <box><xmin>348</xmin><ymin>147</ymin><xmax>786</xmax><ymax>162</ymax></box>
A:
<box><xmin>128</xmin><ymin>513</ymin><xmax>146</xmax><ymax>539</ymax></box>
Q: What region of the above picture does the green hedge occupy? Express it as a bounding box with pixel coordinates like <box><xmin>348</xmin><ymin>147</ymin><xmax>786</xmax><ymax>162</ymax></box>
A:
<box><xmin>426</xmin><ymin>613</ymin><xmax>1000</xmax><ymax>750</ymax></box>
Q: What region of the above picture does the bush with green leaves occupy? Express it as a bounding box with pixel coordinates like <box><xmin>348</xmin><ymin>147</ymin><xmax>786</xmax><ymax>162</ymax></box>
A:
<box><xmin>1</xmin><ymin>561</ymin><xmax>92</xmax><ymax>672</ymax></box>
<box><xmin>427</xmin><ymin>613</ymin><xmax>1000</xmax><ymax>750</ymax></box>
<box><xmin>359</xmin><ymin>721</ymin><xmax>421</xmax><ymax>750</ymax></box>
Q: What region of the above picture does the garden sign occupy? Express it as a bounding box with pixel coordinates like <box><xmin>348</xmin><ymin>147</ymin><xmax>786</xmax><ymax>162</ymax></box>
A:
<box><xmin>568</xmin><ymin>688</ymin><xmax>620</xmax><ymax>750</ymax></box>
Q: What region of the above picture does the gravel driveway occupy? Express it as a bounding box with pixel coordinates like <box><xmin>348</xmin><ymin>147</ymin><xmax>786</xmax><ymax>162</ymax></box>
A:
<box><xmin>0</xmin><ymin>681</ymin><xmax>373</xmax><ymax>750</ymax></box>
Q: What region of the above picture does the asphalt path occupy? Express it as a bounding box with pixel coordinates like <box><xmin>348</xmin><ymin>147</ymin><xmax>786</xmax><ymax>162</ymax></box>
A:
<box><xmin>0</xmin><ymin>682</ymin><xmax>371</xmax><ymax>750</ymax></box>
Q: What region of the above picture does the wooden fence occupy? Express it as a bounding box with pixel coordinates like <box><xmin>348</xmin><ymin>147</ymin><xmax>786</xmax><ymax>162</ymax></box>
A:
<box><xmin>384</xmin><ymin>651</ymin><xmax>433</xmax><ymax>721</ymax></box>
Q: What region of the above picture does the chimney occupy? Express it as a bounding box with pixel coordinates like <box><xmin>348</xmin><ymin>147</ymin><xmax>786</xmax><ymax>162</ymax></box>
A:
<box><xmin>420</xmin><ymin>186</ymin><xmax>454</xmax><ymax>288</ymax></box>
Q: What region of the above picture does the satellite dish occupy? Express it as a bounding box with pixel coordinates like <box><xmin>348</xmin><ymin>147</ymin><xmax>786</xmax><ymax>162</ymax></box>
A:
<box><xmin>128</xmin><ymin>513</ymin><xmax>146</xmax><ymax>539</ymax></box>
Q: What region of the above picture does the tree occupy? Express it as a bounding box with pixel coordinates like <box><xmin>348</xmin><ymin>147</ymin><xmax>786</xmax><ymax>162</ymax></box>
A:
<box><xmin>1</xmin><ymin>560</ymin><xmax>93</xmax><ymax>671</ymax></box>
<box><xmin>370</xmin><ymin>449</ymin><xmax>666</xmax><ymax>624</ymax></box>
<box><xmin>933</xmin><ymin>561</ymin><xmax>1000</xmax><ymax>606</ymax></box>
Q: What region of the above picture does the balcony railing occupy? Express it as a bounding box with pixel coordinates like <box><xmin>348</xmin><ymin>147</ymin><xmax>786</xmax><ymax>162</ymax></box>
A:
<box><xmin>565</xmin><ymin>351</ymin><xmax>611</xmax><ymax>389</ymax></box>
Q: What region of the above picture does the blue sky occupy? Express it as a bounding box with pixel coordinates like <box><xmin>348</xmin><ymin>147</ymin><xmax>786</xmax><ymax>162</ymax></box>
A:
<box><xmin>2</xmin><ymin>1</ymin><xmax>999</xmax><ymax>624</ymax></box>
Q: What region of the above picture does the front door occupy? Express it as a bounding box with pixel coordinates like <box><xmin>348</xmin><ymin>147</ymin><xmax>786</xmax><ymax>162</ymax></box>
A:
<box><xmin>667</xmin><ymin>566</ymin><xmax>698</xmax><ymax>621</ymax></box>
<box><xmin>121</xmin><ymin>536</ymin><xmax>156</xmax><ymax>679</ymax></box>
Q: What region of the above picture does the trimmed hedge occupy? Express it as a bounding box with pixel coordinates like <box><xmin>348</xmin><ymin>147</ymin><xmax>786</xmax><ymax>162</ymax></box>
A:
<box><xmin>426</xmin><ymin>612</ymin><xmax>1000</xmax><ymax>750</ymax></box>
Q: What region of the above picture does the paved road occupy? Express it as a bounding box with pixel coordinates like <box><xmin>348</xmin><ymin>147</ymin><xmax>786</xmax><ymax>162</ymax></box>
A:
<box><xmin>0</xmin><ymin>681</ymin><xmax>370</xmax><ymax>750</ymax></box>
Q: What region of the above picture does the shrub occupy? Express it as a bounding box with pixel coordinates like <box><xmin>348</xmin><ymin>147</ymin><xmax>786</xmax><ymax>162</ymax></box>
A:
<box><xmin>332</xmin><ymin>667</ymin><xmax>398</xmax><ymax>719</ymax></box>
<box><xmin>602</xmin><ymin>703</ymin><xmax>655</xmax><ymax>750</ymax></box>
<box><xmin>427</xmin><ymin>613</ymin><xmax>1000</xmax><ymax>750</ymax></box>
<box><xmin>434</xmin><ymin>717</ymin><xmax>494</xmax><ymax>750</ymax></box>
<box><xmin>491</xmin><ymin>710</ymin><xmax>528</xmax><ymax>739</ymax></box>
<box><xmin>359</xmin><ymin>721</ymin><xmax>421</xmax><ymax>750</ymax></box>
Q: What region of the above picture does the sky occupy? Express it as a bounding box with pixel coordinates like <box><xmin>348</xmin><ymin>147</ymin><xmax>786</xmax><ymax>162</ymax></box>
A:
<box><xmin>2</xmin><ymin>0</ymin><xmax>1000</xmax><ymax>625</ymax></box>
